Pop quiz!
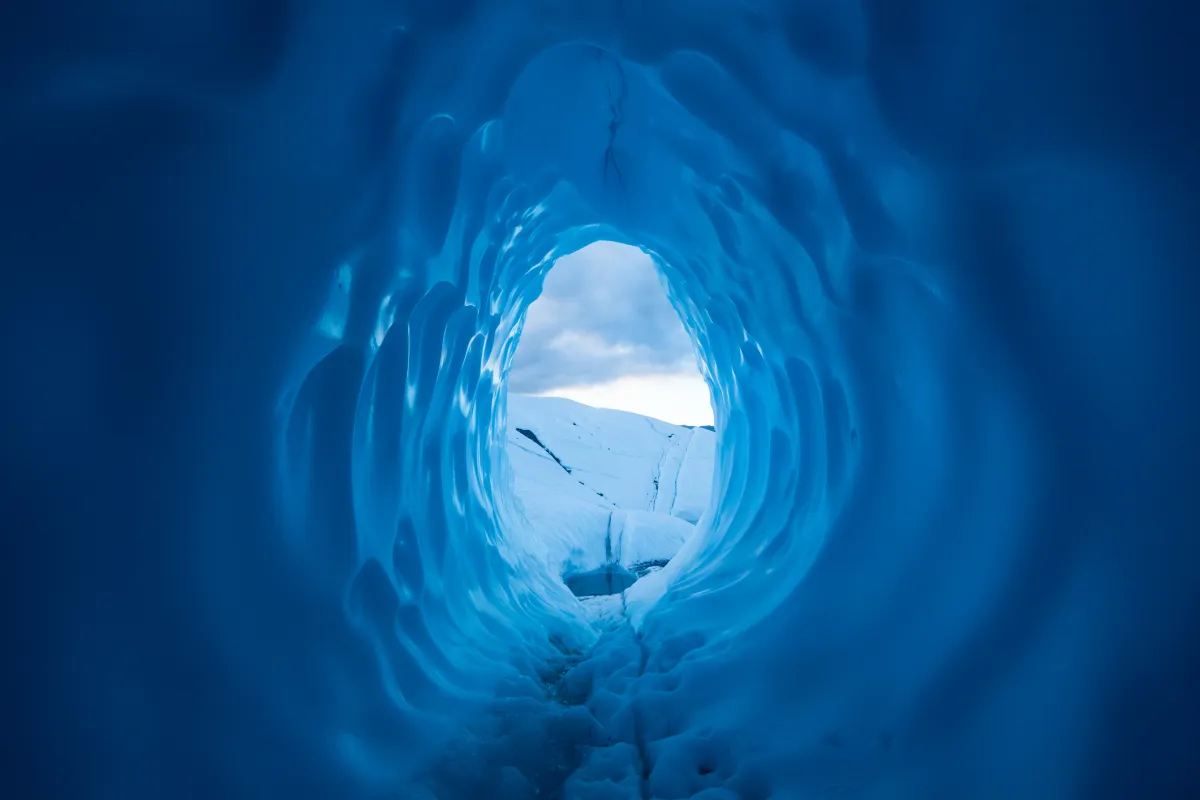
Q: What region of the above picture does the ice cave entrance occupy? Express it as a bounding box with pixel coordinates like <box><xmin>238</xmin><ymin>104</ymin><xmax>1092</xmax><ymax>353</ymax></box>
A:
<box><xmin>505</xmin><ymin>242</ymin><xmax>716</xmax><ymax>598</ymax></box>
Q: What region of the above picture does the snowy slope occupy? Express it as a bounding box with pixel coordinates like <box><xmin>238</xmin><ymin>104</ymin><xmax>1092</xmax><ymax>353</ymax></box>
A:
<box><xmin>654</xmin><ymin>424</ymin><xmax>716</xmax><ymax>523</ymax></box>
<box><xmin>505</xmin><ymin>394</ymin><xmax>714</xmax><ymax>586</ymax></box>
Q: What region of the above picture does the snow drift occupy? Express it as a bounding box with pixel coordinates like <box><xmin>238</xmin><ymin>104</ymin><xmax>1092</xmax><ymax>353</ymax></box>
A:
<box><xmin>2</xmin><ymin>1</ymin><xmax>1198</xmax><ymax>799</ymax></box>
<box><xmin>506</xmin><ymin>394</ymin><xmax>713</xmax><ymax>585</ymax></box>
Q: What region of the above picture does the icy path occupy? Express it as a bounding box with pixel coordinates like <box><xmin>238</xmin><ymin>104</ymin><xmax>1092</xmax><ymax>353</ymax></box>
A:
<box><xmin>552</xmin><ymin>591</ymin><xmax>768</xmax><ymax>800</ymax></box>
<box><xmin>403</xmin><ymin>397</ymin><xmax>736</xmax><ymax>797</ymax></box>
<box><xmin>410</xmin><ymin>585</ymin><xmax>763</xmax><ymax>800</ymax></box>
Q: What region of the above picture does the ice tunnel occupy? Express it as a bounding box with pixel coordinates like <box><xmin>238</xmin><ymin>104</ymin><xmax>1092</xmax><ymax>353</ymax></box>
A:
<box><xmin>2</xmin><ymin>1</ymin><xmax>1199</xmax><ymax>798</ymax></box>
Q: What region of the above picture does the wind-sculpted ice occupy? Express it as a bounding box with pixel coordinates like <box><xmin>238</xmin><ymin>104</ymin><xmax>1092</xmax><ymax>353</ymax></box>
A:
<box><xmin>3</xmin><ymin>1</ymin><xmax>1197</xmax><ymax>798</ymax></box>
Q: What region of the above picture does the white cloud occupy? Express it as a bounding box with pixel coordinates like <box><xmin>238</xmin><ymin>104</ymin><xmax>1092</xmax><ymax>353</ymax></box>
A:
<box><xmin>508</xmin><ymin>240</ymin><xmax>714</xmax><ymax>427</ymax></box>
<box><xmin>533</xmin><ymin>372</ymin><xmax>714</xmax><ymax>427</ymax></box>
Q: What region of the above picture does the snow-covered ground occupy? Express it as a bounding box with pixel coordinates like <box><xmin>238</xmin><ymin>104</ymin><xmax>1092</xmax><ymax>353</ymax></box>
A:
<box><xmin>506</xmin><ymin>394</ymin><xmax>715</xmax><ymax>596</ymax></box>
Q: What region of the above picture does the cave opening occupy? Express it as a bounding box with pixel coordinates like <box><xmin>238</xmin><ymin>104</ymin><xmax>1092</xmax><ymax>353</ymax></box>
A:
<box><xmin>508</xmin><ymin>240</ymin><xmax>715</xmax><ymax>429</ymax></box>
<box><xmin>499</xmin><ymin>239</ymin><xmax>717</xmax><ymax>602</ymax></box>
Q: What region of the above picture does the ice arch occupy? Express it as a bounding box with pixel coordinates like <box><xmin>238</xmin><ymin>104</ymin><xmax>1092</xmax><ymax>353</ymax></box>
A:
<box><xmin>2</xmin><ymin>1</ymin><xmax>1197</xmax><ymax>799</ymax></box>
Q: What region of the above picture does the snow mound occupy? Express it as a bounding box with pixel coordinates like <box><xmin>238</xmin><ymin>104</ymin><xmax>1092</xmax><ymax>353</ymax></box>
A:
<box><xmin>506</xmin><ymin>394</ymin><xmax>713</xmax><ymax>587</ymax></box>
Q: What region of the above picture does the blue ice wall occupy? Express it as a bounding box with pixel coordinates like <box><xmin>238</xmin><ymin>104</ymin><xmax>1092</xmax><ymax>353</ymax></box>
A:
<box><xmin>2</xmin><ymin>1</ymin><xmax>1198</xmax><ymax>798</ymax></box>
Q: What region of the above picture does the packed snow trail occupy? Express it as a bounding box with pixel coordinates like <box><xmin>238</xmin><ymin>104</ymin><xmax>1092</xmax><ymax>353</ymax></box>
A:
<box><xmin>412</xmin><ymin>591</ymin><xmax>755</xmax><ymax>800</ymax></box>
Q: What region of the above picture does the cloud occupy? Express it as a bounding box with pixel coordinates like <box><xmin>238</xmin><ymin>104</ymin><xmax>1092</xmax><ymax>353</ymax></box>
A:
<box><xmin>536</xmin><ymin>373</ymin><xmax>715</xmax><ymax>427</ymax></box>
<box><xmin>507</xmin><ymin>241</ymin><xmax>699</xmax><ymax>394</ymax></box>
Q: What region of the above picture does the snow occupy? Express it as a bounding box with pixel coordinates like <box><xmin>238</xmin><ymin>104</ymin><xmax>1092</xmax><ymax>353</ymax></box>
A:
<box><xmin>505</xmin><ymin>393</ymin><xmax>714</xmax><ymax>583</ymax></box>
<box><xmin>662</xmin><ymin>428</ymin><xmax>716</xmax><ymax>524</ymax></box>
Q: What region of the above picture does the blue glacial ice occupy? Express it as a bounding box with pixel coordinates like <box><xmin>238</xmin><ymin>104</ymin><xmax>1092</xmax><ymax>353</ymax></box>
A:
<box><xmin>2</xmin><ymin>1</ymin><xmax>1198</xmax><ymax>798</ymax></box>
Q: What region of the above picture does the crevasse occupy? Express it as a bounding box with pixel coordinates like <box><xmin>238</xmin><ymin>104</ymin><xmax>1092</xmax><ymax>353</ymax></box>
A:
<box><xmin>2</xmin><ymin>1</ymin><xmax>1198</xmax><ymax>799</ymax></box>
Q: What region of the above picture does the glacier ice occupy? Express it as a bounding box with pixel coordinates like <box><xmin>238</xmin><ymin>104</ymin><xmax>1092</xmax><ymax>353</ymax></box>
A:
<box><xmin>505</xmin><ymin>394</ymin><xmax>713</xmax><ymax>587</ymax></box>
<box><xmin>2</xmin><ymin>1</ymin><xmax>1198</xmax><ymax>798</ymax></box>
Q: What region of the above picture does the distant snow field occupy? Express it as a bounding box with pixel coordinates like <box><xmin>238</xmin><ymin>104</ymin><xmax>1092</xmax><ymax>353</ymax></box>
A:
<box><xmin>505</xmin><ymin>394</ymin><xmax>715</xmax><ymax>605</ymax></box>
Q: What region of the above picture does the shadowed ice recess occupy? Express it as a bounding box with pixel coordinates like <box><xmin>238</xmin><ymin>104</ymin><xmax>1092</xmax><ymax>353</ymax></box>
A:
<box><xmin>2</xmin><ymin>1</ymin><xmax>1198</xmax><ymax>798</ymax></box>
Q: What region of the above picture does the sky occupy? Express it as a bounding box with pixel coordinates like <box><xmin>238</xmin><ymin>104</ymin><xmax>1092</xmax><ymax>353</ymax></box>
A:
<box><xmin>508</xmin><ymin>241</ymin><xmax>715</xmax><ymax>427</ymax></box>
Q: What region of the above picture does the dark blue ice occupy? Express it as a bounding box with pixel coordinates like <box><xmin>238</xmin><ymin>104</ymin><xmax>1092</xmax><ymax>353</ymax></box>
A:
<box><xmin>2</xmin><ymin>1</ymin><xmax>1198</xmax><ymax>798</ymax></box>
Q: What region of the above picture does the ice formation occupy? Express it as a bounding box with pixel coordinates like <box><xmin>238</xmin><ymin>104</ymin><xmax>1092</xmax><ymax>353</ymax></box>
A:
<box><xmin>3</xmin><ymin>1</ymin><xmax>1198</xmax><ymax>799</ymax></box>
<box><xmin>505</xmin><ymin>394</ymin><xmax>713</xmax><ymax>588</ymax></box>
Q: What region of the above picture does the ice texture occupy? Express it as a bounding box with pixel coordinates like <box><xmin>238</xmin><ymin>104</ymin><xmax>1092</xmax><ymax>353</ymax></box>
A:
<box><xmin>506</xmin><ymin>394</ymin><xmax>710</xmax><ymax>582</ymax></box>
<box><xmin>2</xmin><ymin>1</ymin><xmax>1198</xmax><ymax>799</ymax></box>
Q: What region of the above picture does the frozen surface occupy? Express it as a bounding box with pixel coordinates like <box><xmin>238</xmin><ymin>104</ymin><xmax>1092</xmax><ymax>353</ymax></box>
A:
<box><xmin>506</xmin><ymin>393</ymin><xmax>711</xmax><ymax>582</ymax></box>
<box><xmin>508</xmin><ymin>393</ymin><xmax>714</xmax><ymax>516</ymax></box>
<box><xmin>4</xmin><ymin>1</ymin><xmax>1199</xmax><ymax>799</ymax></box>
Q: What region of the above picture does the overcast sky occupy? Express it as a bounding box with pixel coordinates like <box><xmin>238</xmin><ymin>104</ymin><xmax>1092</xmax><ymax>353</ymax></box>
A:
<box><xmin>508</xmin><ymin>241</ymin><xmax>714</xmax><ymax>426</ymax></box>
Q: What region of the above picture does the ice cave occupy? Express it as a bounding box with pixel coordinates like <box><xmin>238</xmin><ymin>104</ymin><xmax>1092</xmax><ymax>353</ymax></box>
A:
<box><xmin>2</xmin><ymin>1</ymin><xmax>1198</xmax><ymax>798</ymax></box>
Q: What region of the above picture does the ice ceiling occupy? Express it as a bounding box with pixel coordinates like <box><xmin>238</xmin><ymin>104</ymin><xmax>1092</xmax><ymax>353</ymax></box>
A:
<box><xmin>2</xmin><ymin>1</ymin><xmax>1198</xmax><ymax>798</ymax></box>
